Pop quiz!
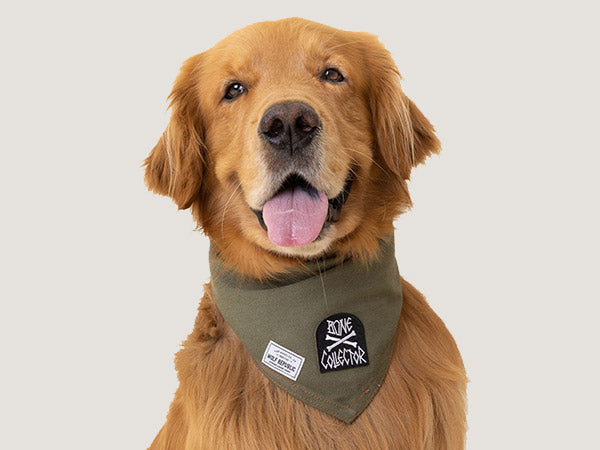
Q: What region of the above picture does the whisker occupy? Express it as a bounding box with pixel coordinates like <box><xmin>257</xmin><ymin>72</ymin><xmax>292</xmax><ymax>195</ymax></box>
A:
<box><xmin>325</xmin><ymin>40</ymin><xmax>362</xmax><ymax>51</ymax></box>
<box><xmin>339</xmin><ymin>146</ymin><xmax>390</xmax><ymax>176</ymax></box>
<box><xmin>321</xmin><ymin>31</ymin><xmax>339</xmax><ymax>47</ymax></box>
<box><xmin>221</xmin><ymin>181</ymin><xmax>243</xmax><ymax>237</ymax></box>
<box><xmin>316</xmin><ymin>258</ymin><xmax>328</xmax><ymax>310</ymax></box>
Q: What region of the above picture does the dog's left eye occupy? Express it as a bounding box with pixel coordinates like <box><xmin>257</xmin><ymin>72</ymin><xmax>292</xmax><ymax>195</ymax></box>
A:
<box><xmin>321</xmin><ymin>68</ymin><xmax>345</xmax><ymax>83</ymax></box>
<box><xmin>223</xmin><ymin>83</ymin><xmax>246</xmax><ymax>101</ymax></box>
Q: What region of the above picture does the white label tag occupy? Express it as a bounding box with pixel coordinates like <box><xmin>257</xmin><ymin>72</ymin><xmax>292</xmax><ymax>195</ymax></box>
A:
<box><xmin>261</xmin><ymin>340</ymin><xmax>305</xmax><ymax>381</ymax></box>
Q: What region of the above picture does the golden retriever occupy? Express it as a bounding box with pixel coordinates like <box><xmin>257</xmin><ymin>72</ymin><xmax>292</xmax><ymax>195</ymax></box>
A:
<box><xmin>144</xmin><ymin>17</ymin><xmax>467</xmax><ymax>449</ymax></box>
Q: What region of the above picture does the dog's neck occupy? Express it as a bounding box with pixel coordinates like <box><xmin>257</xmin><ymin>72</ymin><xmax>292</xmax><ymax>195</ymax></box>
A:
<box><xmin>208</xmin><ymin>234</ymin><xmax>403</xmax><ymax>423</ymax></box>
<box><xmin>210</xmin><ymin>243</ymin><xmax>349</xmax><ymax>287</ymax></box>
<box><xmin>204</xmin><ymin>216</ymin><xmax>399</xmax><ymax>281</ymax></box>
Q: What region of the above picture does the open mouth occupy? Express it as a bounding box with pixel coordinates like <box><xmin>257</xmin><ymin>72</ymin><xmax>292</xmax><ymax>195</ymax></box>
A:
<box><xmin>252</xmin><ymin>172</ymin><xmax>354</xmax><ymax>247</ymax></box>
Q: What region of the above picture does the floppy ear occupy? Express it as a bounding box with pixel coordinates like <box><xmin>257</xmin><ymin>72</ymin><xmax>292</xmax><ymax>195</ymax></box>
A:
<box><xmin>367</xmin><ymin>39</ymin><xmax>441</xmax><ymax>180</ymax></box>
<box><xmin>144</xmin><ymin>54</ymin><xmax>205</xmax><ymax>209</ymax></box>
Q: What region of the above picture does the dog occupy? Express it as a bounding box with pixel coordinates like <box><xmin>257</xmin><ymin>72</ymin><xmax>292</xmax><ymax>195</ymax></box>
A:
<box><xmin>144</xmin><ymin>18</ymin><xmax>467</xmax><ymax>449</ymax></box>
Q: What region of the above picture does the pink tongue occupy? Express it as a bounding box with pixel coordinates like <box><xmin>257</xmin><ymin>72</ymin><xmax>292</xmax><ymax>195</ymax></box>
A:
<box><xmin>262</xmin><ymin>187</ymin><xmax>328</xmax><ymax>247</ymax></box>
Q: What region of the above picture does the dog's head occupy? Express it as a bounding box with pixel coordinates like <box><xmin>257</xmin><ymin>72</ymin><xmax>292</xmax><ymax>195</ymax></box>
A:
<box><xmin>145</xmin><ymin>18</ymin><xmax>440</xmax><ymax>277</ymax></box>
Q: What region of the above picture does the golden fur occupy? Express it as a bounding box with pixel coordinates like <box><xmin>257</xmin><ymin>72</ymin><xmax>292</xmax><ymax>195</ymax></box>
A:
<box><xmin>145</xmin><ymin>18</ymin><xmax>467</xmax><ymax>449</ymax></box>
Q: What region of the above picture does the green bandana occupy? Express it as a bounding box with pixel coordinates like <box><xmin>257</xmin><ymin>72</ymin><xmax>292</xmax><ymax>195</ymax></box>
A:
<box><xmin>209</xmin><ymin>236</ymin><xmax>403</xmax><ymax>423</ymax></box>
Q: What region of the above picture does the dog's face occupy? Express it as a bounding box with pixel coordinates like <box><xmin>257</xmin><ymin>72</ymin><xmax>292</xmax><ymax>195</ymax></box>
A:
<box><xmin>145</xmin><ymin>18</ymin><xmax>440</xmax><ymax>276</ymax></box>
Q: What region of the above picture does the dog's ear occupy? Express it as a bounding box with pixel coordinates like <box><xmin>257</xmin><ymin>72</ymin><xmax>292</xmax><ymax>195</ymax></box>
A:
<box><xmin>366</xmin><ymin>37</ymin><xmax>441</xmax><ymax>180</ymax></box>
<box><xmin>144</xmin><ymin>54</ymin><xmax>205</xmax><ymax>209</ymax></box>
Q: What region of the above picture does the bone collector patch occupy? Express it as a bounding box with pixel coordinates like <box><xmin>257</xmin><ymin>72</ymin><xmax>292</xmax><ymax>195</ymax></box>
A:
<box><xmin>316</xmin><ymin>313</ymin><xmax>369</xmax><ymax>373</ymax></box>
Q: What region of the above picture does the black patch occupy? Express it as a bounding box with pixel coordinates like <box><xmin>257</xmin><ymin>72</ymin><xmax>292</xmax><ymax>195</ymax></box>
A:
<box><xmin>316</xmin><ymin>313</ymin><xmax>369</xmax><ymax>373</ymax></box>
<box><xmin>326</xmin><ymin>171</ymin><xmax>354</xmax><ymax>223</ymax></box>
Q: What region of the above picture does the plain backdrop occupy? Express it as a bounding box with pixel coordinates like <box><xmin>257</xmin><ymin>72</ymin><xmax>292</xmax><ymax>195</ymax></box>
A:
<box><xmin>1</xmin><ymin>0</ymin><xmax>598</xmax><ymax>449</ymax></box>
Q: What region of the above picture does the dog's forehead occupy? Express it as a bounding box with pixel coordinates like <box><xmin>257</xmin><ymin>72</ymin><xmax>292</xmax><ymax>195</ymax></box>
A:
<box><xmin>205</xmin><ymin>19</ymin><xmax>364</xmax><ymax>78</ymax></box>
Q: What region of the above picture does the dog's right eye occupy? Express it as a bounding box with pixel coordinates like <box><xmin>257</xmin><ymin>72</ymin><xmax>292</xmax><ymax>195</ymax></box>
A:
<box><xmin>223</xmin><ymin>83</ymin><xmax>246</xmax><ymax>101</ymax></box>
<box><xmin>321</xmin><ymin>68</ymin><xmax>345</xmax><ymax>83</ymax></box>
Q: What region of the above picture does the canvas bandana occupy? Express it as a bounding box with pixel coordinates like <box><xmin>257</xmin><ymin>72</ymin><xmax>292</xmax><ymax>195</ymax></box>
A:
<box><xmin>209</xmin><ymin>235</ymin><xmax>403</xmax><ymax>423</ymax></box>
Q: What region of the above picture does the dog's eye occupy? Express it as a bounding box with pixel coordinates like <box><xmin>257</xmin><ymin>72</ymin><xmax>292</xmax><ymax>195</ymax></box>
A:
<box><xmin>223</xmin><ymin>83</ymin><xmax>246</xmax><ymax>101</ymax></box>
<box><xmin>321</xmin><ymin>68</ymin><xmax>345</xmax><ymax>83</ymax></box>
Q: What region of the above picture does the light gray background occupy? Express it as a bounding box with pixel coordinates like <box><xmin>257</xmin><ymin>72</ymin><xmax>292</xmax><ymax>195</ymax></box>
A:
<box><xmin>1</xmin><ymin>1</ymin><xmax>598</xmax><ymax>449</ymax></box>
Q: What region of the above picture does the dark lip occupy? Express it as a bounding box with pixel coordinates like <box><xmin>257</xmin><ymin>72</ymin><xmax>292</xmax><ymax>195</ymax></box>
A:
<box><xmin>251</xmin><ymin>171</ymin><xmax>355</xmax><ymax>234</ymax></box>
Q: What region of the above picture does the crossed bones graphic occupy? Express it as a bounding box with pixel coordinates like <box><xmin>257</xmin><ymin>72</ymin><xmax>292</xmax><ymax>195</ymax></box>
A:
<box><xmin>325</xmin><ymin>330</ymin><xmax>357</xmax><ymax>352</ymax></box>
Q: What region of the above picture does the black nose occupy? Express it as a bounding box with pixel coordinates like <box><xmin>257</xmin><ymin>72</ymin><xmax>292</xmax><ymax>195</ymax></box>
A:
<box><xmin>258</xmin><ymin>102</ymin><xmax>321</xmax><ymax>153</ymax></box>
